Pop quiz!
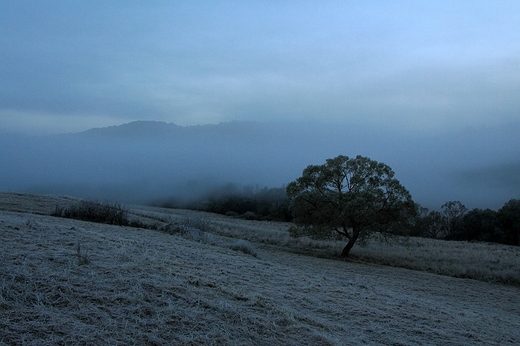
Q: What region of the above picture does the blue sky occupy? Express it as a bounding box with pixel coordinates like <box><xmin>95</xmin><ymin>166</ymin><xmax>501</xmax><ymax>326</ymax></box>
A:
<box><xmin>1</xmin><ymin>1</ymin><xmax>520</xmax><ymax>134</ymax></box>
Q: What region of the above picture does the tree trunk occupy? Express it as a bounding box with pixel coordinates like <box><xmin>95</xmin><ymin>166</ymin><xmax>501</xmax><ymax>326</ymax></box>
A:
<box><xmin>340</xmin><ymin>229</ymin><xmax>360</xmax><ymax>258</ymax></box>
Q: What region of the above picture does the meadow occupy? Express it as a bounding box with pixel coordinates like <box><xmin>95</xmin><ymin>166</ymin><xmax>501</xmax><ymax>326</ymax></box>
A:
<box><xmin>1</xmin><ymin>193</ymin><xmax>519</xmax><ymax>345</ymax></box>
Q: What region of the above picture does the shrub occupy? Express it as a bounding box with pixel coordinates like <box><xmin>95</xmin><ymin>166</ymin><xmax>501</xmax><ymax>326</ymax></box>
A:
<box><xmin>159</xmin><ymin>218</ymin><xmax>213</xmax><ymax>242</ymax></box>
<box><xmin>229</xmin><ymin>240</ymin><xmax>257</xmax><ymax>257</ymax></box>
<box><xmin>53</xmin><ymin>200</ymin><xmax>130</xmax><ymax>226</ymax></box>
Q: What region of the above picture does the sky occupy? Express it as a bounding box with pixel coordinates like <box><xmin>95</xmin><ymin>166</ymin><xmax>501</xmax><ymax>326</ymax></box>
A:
<box><xmin>1</xmin><ymin>1</ymin><xmax>520</xmax><ymax>134</ymax></box>
<box><xmin>1</xmin><ymin>1</ymin><xmax>519</xmax><ymax>209</ymax></box>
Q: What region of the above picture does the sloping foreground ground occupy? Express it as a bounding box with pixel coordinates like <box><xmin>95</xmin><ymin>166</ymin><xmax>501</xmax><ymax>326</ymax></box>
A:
<box><xmin>1</xmin><ymin>193</ymin><xmax>519</xmax><ymax>345</ymax></box>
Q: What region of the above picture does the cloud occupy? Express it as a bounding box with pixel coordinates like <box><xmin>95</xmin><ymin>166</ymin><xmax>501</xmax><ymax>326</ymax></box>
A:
<box><xmin>1</xmin><ymin>1</ymin><xmax>520</xmax><ymax>134</ymax></box>
<box><xmin>456</xmin><ymin>162</ymin><xmax>520</xmax><ymax>191</ymax></box>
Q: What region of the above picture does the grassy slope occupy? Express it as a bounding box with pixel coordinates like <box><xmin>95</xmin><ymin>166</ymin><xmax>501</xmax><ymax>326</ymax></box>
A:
<box><xmin>1</xmin><ymin>193</ymin><xmax>519</xmax><ymax>345</ymax></box>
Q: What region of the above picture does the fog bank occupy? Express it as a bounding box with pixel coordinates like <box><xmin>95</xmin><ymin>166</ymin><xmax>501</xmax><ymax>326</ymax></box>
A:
<box><xmin>1</xmin><ymin>121</ymin><xmax>518</xmax><ymax>210</ymax></box>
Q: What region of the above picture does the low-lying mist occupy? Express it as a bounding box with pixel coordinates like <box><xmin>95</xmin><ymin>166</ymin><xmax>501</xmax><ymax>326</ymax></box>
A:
<box><xmin>1</xmin><ymin>120</ymin><xmax>518</xmax><ymax>210</ymax></box>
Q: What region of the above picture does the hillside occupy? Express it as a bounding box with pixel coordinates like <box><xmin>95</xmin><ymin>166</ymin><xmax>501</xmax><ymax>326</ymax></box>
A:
<box><xmin>1</xmin><ymin>193</ymin><xmax>519</xmax><ymax>345</ymax></box>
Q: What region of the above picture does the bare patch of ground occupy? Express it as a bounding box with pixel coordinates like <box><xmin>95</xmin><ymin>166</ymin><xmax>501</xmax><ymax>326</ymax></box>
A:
<box><xmin>1</xmin><ymin>193</ymin><xmax>519</xmax><ymax>345</ymax></box>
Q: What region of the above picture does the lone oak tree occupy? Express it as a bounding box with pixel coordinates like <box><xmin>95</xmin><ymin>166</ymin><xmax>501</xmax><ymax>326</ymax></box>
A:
<box><xmin>287</xmin><ymin>155</ymin><xmax>415</xmax><ymax>257</ymax></box>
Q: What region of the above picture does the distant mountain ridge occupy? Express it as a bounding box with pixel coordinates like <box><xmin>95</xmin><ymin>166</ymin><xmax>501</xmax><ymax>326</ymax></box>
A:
<box><xmin>77</xmin><ymin>120</ymin><xmax>270</xmax><ymax>141</ymax></box>
<box><xmin>81</xmin><ymin>120</ymin><xmax>179</xmax><ymax>137</ymax></box>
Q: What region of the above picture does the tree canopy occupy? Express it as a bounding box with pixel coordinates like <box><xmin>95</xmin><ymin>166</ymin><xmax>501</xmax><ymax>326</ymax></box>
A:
<box><xmin>286</xmin><ymin>155</ymin><xmax>415</xmax><ymax>257</ymax></box>
<box><xmin>498</xmin><ymin>199</ymin><xmax>520</xmax><ymax>246</ymax></box>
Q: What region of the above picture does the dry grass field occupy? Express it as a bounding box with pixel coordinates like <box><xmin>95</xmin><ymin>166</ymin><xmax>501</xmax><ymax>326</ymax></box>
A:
<box><xmin>1</xmin><ymin>192</ymin><xmax>519</xmax><ymax>345</ymax></box>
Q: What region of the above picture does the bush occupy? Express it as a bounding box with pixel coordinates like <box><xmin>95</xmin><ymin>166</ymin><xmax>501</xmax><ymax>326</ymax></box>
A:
<box><xmin>53</xmin><ymin>201</ymin><xmax>130</xmax><ymax>226</ymax></box>
<box><xmin>243</xmin><ymin>211</ymin><xmax>259</xmax><ymax>220</ymax></box>
<box><xmin>229</xmin><ymin>240</ymin><xmax>257</xmax><ymax>257</ymax></box>
<box><xmin>159</xmin><ymin>217</ymin><xmax>213</xmax><ymax>242</ymax></box>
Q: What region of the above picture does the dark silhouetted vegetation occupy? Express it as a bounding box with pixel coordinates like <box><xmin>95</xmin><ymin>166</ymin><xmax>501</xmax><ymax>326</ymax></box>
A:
<box><xmin>157</xmin><ymin>184</ymin><xmax>292</xmax><ymax>221</ymax></box>
<box><xmin>498</xmin><ymin>199</ymin><xmax>520</xmax><ymax>246</ymax></box>
<box><xmin>53</xmin><ymin>200</ymin><xmax>130</xmax><ymax>226</ymax></box>
<box><xmin>286</xmin><ymin>155</ymin><xmax>416</xmax><ymax>257</ymax></box>
<box><xmin>412</xmin><ymin>199</ymin><xmax>520</xmax><ymax>246</ymax></box>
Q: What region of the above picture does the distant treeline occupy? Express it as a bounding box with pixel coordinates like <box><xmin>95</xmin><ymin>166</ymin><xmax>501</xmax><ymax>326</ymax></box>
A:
<box><xmin>156</xmin><ymin>186</ymin><xmax>518</xmax><ymax>246</ymax></box>
<box><xmin>156</xmin><ymin>184</ymin><xmax>292</xmax><ymax>222</ymax></box>
<box><xmin>411</xmin><ymin>199</ymin><xmax>519</xmax><ymax>246</ymax></box>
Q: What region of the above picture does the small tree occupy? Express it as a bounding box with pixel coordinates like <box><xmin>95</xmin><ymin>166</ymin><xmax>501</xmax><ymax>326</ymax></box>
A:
<box><xmin>498</xmin><ymin>199</ymin><xmax>520</xmax><ymax>246</ymax></box>
<box><xmin>286</xmin><ymin>155</ymin><xmax>415</xmax><ymax>257</ymax></box>
<box><xmin>441</xmin><ymin>201</ymin><xmax>467</xmax><ymax>239</ymax></box>
<box><xmin>423</xmin><ymin>210</ymin><xmax>445</xmax><ymax>239</ymax></box>
<box><xmin>413</xmin><ymin>207</ymin><xmax>445</xmax><ymax>239</ymax></box>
